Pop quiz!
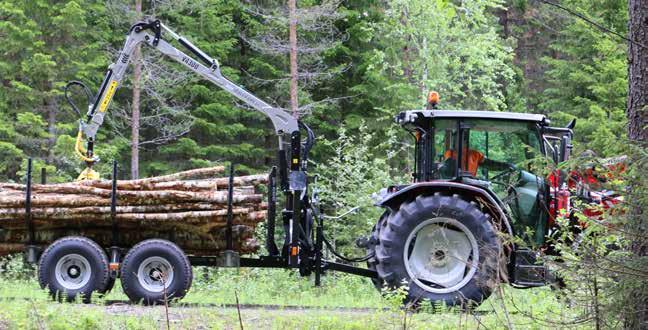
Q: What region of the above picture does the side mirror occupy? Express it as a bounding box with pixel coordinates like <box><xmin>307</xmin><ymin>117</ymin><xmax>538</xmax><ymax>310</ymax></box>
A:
<box><xmin>566</xmin><ymin>118</ymin><xmax>576</xmax><ymax>130</ymax></box>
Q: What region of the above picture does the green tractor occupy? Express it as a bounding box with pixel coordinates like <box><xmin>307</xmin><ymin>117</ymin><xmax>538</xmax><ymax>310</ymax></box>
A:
<box><xmin>366</xmin><ymin>94</ymin><xmax>575</xmax><ymax>307</ymax></box>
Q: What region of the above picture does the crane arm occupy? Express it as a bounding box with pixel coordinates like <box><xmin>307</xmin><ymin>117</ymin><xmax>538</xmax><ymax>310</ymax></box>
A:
<box><xmin>83</xmin><ymin>20</ymin><xmax>299</xmax><ymax>142</ymax></box>
<box><xmin>72</xmin><ymin>20</ymin><xmax>309</xmax><ymax>265</ymax></box>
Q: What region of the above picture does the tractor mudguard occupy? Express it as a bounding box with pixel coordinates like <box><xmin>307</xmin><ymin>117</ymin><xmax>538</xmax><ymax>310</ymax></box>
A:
<box><xmin>378</xmin><ymin>181</ymin><xmax>514</xmax><ymax>237</ymax></box>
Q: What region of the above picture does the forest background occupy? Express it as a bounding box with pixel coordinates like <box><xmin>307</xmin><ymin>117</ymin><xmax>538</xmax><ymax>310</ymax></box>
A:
<box><xmin>2</xmin><ymin>0</ymin><xmax>647</xmax><ymax>328</ymax></box>
<box><xmin>0</xmin><ymin>0</ymin><xmax>629</xmax><ymax>181</ymax></box>
<box><xmin>0</xmin><ymin>0</ymin><xmax>632</xmax><ymax>252</ymax></box>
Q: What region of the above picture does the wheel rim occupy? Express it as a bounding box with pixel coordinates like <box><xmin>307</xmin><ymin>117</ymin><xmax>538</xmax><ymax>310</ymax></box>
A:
<box><xmin>403</xmin><ymin>217</ymin><xmax>479</xmax><ymax>294</ymax></box>
<box><xmin>54</xmin><ymin>254</ymin><xmax>92</xmax><ymax>291</ymax></box>
<box><xmin>137</xmin><ymin>256</ymin><xmax>175</xmax><ymax>293</ymax></box>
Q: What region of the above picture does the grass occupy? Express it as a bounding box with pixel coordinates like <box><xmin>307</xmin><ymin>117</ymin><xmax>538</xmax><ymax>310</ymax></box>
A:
<box><xmin>0</xmin><ymin>255</ymin><xmax>594</xmax><ymax>329</ymax></box>
<box><xmin>0</xmin><ymin>263</ymin><xmax>594</xmax><ymax>330</ymax></box>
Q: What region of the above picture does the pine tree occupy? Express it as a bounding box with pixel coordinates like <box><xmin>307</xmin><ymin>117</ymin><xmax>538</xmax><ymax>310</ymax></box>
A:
<box><xmin>0</xmin><ymin>0</ymin><xmax>112</xmax><ymax>182</ymax></box>
<box><xmin>537</xmin><ymin>0</ymin><xmax>628</xmax><ymax>156</ymax></box>
<box><xmin>364</xmin><ymin>0</ymin><xmax>516</xmax><ymax>112</ymax></box>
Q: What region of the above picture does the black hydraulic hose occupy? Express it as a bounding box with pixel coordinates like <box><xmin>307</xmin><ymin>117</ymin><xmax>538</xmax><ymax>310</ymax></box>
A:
<box><xmin>322</xmin><ymin>236</ymin><xmax>374</xmax><ymax>263</ymax></box>
<box><xmin>299</xmin><ymin>121</ymin><xmax>315</xmax><ymax>170</ymax></box>
<box><xmin>64</xmin><ymin>81</ymin><xmax>93</xmax><ymax>118</ymax></box>
<box><xmin>312</xmin><ymin>203</ymin><xmax>374</xmax><ymax>263</ymax></box>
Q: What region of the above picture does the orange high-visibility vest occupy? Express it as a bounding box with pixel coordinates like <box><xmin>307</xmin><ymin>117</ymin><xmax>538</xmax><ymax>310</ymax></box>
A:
<box><xmin>444</xmin><ymin>149</ymin><xmax>484</xmax><ymax>176</ymax></box>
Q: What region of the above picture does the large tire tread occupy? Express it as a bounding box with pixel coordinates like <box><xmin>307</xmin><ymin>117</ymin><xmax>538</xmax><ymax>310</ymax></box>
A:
<box><xmin>120</xmin><ymin>239</ymin><xmax>192</xmax><ymax>305</ymax></box>
<box><xmin>374</xmin><ymin>194</ymin><xmax>501</xmax><ymax>308</ymax></box>
<box><xmin>38</xmin><ymin>236</ymin><xmax>110</xmax><ymax>303</ymax></box>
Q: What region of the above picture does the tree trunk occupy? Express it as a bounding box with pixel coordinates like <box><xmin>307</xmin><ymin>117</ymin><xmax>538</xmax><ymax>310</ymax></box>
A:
<box><xmin>0</xmin><ymin>167</ymin><xmax>268</xmax><ymax>257</ymax></box>
<box><xmin>131</xmin><ymin>0</ymin><xmax>143</xmax><ymax>179</ymax></box>
<box><xmin>625</xmin><ymin>1</ymin><xmax>648</xmax><ymax>328</ymax></box>
<box><xmin>46</xmin><ymin>93</ymin><xmax>57</xmax><ymax>164</ymax></box>
<box><xmin>628</xmin><ymin>0</ymin><xmax>648</xmax><ymax>142</ymax></box>
<box><xmin>288</xmin><ymin>0</ymin><xmax>299</xmax><ymax>119</ymax></box>
<box><xmin>79</xmin><ymin>165</ymin><xmax>226</xmax><ymax>189</ymax></box>
<box><xmin>0</xmin><ymin>225</ymin><xmax>260</xmax><ymax>255</ymax></box>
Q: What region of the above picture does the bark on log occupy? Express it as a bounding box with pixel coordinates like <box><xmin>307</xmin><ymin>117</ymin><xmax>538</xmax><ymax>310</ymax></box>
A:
<box><xmin>0</xmin><ymin>232</ymin><xmax>263</xmax><ymax>256</ymax></box>
<box><xmin>0</xmin><ymin>192</ymin><xmax>263</xmax><ymax>208</ymax></box>
<box><xmin>209</xmin><ymin>174</ymin><xmax>268</xmax><ymax>188</ymax></box>
<box><xmin>0</xmin><ymin>211</ymin><xmax>267</xmax><ymax>230</ymax></box>
<box><xmin>78</xmin><ymin>174</ymin><xmax>267</xmax><ymax>191</ymax></box>
<box><xmin>0</xmin><ymin>167</ymin><xmax>269</xmax><ymax>257</ymax></box>
<box><xmin>0</xmin><ymin>225</ymin><xmax>260</xmax><ymax>257</ymax></box>
<box><xmin>0</xmin><ymin>202</ymin><xmax>266</xmax><ymax>218</ymax></box>
<box><xmin>0</xmin><ymin>176</ymin><xmax>265</xmax><ymax>194</ymax></box>
<box><xmin>116</xmin><ymin>166</ymin><xmax>227</xmax><ymax>184</ymax></box>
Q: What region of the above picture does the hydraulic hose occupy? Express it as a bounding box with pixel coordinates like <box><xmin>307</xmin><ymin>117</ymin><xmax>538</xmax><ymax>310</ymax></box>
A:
<box><xmin>322</xmin><ymin>236</ymin><xmax>375</xmax><ymax>263</ymax></box>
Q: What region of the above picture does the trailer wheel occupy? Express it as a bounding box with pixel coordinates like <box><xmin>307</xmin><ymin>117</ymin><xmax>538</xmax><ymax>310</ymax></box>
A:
<box><xmin>375</xmin><ymin>194</ymin><xmax>501</xmax><ymax>308</ymax></box>
<box><xmin>120</xmin><ymin>239</ymin><xmax>192</xmax><ymax>305</ymax></box>
<box><xmin>103</xmin><ymin>277</ymin><xmax>116</xmax><ymax>294</ymax></box>
<box><xmin>38</xmin><ymin>236</ymin><xmax>110</xmax><ymax>303</ymax></box>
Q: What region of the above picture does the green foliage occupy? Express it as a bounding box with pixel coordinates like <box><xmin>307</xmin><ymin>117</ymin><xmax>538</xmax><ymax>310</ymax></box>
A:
<box><xmin>0</xmin><ymin>0</ymin><xmax>108</xmax><ymax>181</ymax></box>
<box><xmin>538</xmin><ymin>0</ymin><xmax>628</xmax><ymax>157</ymax></box>
<box><xmin>314</xmin><ymin>124</ymin><xmax>406</xmax><ymax>256</ymax></box>
<box><xmin>0</xmin><ymin>142</ymin><xmax>24</xmax><ymax>181</ymax></box>
<box><xmin>0</xmin><ymin>0</ymin><xmax>527</xmax><ymax>183</ymax></box>
<box><xmin>366</xmin><ymin>0</ymin><xmax>515</xmax><ymax>112</ymax></box>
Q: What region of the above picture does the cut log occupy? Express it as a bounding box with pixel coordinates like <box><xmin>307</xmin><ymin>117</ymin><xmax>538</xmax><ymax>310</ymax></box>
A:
<box><xmin>0</xmin><ymin>202</ymin><xmax>266</xmax><ymax>218</ymax></box>
<box><xmin>0</xmin><ymin>181</ymin><xmax>260</xmax><ymax>194</ymax></box>
<box><xmin>109</xmin><ymin>166</ymin><xmax>226</xmax><ymax>184</ymax></box>
<box><xmin>0</xmin><ymin>226</ymin><xmax>261</xmax><ymax>257</ymax></box>
<box><xmin>0</xmin><ymin>166</ymin><xmax>269</xmax><ymax>257</ymax></box>
<box><xmin>0</xmin><ymin>192</ymin><xmax>263</xmax><ymax>208</ymax></box>
<box><xmin>79</xmin><ymin>174</ymin><xmax>267</xmax><ymax>191</ymax></box>
<box><xmin>0</xmin><ymin>211</ymin><xmax>267</xmax><ymax>230</ymax></box>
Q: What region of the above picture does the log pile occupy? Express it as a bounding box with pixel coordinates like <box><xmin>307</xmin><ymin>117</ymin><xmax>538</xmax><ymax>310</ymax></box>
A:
<box><xmin>0</xmin><ymin>166</ymin><xmax>268</xmax><ymax>256</ymax></box>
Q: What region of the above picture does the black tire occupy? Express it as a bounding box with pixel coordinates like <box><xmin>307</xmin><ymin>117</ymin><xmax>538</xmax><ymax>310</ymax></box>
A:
<box><xmin>375</xmin><ymin>193</ymin><xmax>501</xmax><ymax>308</ymax></box>
<box><xmin>38</xmin><ymin>236</ymin><xmax>110</xmax><ymax>303</ymax></box>
<box><xmin>120</xmin><ymin>239</ymin><xmax>192</xmax><ymax>305</ymax></box>
<box><xmin>367</xmin><ymin>211</ymin><xmax>389</xmax><ymax>289</ymax></box>
<box><xmin>103</xmin><ymin>277</ymin><xmax>116</xmax><ymax>294</ymax></box>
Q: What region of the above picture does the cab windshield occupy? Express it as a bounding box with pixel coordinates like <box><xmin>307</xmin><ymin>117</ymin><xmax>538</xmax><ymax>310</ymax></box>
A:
<box><xmin>432</xmin><ymin>119</ymin><xmax>542</xmax><ymax>182</ymax></box>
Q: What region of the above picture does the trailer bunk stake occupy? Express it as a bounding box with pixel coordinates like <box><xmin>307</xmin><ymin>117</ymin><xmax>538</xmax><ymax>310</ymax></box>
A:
<box><xmin>226</xmin><ymin>164</ymin><xmax>234</xmax><ymax>251</ymax></box>
<box><xmin>40</xmin><ymin>167</ymin><xmax>47</xmax><ymax>185</ymax></box>
<box><xmin>266</xmin><ymin>166</ymin><xmax>279</xmax><ymax>256</ymax></box>
<box><xmin>221</xmin><ymin>164</ymin><xmax>239</xmax><ymax>267</ymax></box>
<box><xmin>110</xmin><ymin>161</ymin><xmax>118</xmax><ymax>246</ymax></box>
<box><xmin>24</xmin><ymin>159</ymin><xmax>38</xmax><ymax>263</ymax></box>
<box><xmin>109</xmin><ymin>161</ymin><xmax>121</xmax><ymax>276</ymax></box>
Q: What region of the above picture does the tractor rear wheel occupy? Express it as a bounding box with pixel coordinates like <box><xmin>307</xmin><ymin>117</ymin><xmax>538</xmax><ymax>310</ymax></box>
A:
<box><xmin>367</xmin><ymin>212</ymin><xmax>388</xmax><ymax>289</ymax></box>
<box><xmin>375</xmin><ymin>194</ymin><xmax>501</xmax><ymax>308</ymax></box>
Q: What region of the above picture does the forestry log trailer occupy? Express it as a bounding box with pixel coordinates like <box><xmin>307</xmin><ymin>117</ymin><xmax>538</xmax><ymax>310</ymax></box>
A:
<box><xmin>22</xmin><ymin>20</ymin><xmax>597</xmax><ymax>307</ymax></box>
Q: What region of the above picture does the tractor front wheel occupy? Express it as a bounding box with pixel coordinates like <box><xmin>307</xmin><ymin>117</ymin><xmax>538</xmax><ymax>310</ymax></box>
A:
<box><xmin>375</xmin><ymin>194</ymin><xmax>501</xmax><ymax>308</ymax></box>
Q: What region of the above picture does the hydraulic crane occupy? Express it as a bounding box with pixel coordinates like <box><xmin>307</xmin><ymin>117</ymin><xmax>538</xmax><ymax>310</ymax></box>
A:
<box><xmin>64</xmin><ymin>19</ymin><xmax>315</xmax><ymax>268</ymax></box>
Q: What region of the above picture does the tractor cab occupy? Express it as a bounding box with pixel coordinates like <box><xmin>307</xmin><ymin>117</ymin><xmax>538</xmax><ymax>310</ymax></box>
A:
<box><xmin>391</xmin><ymin>96</ymin><xmax>574</xmax><ymax>247</ymax></box>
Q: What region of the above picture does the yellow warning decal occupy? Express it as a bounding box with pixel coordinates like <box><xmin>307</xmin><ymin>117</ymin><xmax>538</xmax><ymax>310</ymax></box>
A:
<box><xmin>99</xmin><ymin>80</ymin><xmax>118</xmax><ymax>113</ymax></box>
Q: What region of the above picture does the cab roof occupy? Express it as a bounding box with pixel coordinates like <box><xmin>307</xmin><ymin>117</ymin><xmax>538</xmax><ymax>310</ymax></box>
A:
<box><xmin>395</xmin><ymin>110</ymin><xmax>549</xmax><ymax>125</ymax></box>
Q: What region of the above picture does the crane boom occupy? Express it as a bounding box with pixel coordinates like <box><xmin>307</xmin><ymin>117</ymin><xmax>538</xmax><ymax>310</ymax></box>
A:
<box><xmin>84</xmin><ymin>20</ymin><xmax>299</xmax><ymax>141</ymax></box>
<box><xmin>69</xmin><ymin>20</ymin><xmax>309</xmax><ymax>267</ymax></box>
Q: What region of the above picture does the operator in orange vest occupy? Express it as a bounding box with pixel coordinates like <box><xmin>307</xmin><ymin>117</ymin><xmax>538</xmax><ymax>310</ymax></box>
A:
<box><xmin>426</xmin><ymin>91</ymin><xmax>512</xmax><ymax>177</ymax></box>
<box><xmin>444</xmin><ymin>144</ymin><xmax>513</xmax><ymax>177</ymax></box>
